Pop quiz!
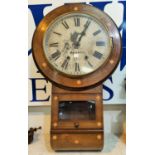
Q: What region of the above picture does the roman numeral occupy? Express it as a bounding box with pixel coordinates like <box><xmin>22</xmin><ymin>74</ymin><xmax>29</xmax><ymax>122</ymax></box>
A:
<box><xmin>62</xmin><ymin>21</ymin><xmax>69</xmax><ymax>29</ymax></box>
<box><xmin>49</xmin><ymin>42</ymin><xmax>58</xmax><ymax>47</ymax></box>
<box><xmin>93</xmin><ymin>30</ymin><xmax>101</xmax><ymax>36</ymax></box>
<box><xmin>50</xmin><ymin>50</ymin><xmax>61</xmax><ymax>61</ymax></box>
<box><xmin>74</xmin><ymin>17</ymin><xmax>80</xmax><ymax>27</ymax></box>
<box><xmin>61</xmin><ymin>58</ymin><xmax>69</xmax><ymax>69</ymax></box>
<box><xmin>84</xmin><ymin>19</ymin><xmax>91</xmax><ymax>28</ymax></box>
<box><xmin>53</xmin><ymin>31</ymin><xmax>61</xmax><ymax>36</ymax></box>
<box><xmin>96</xmin><ymin>41</ymin><xmax>105</xmax><ymax>46</ymax></box>
<box><xmin>75</xmin><ymin>62</ymin><xmax>80</xmax><ymax>72</ymax></box>
<box><xmin>93</xmin><ymin>51</ymin><xmax>103</xmax><ymax>59</ymax></box>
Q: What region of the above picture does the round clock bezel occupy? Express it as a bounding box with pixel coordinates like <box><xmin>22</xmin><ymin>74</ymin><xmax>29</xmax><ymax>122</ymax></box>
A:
<box><xmin>32</xmin><ymin>3</ymin><xmax>122</xmax><ymax>89</ymax></box>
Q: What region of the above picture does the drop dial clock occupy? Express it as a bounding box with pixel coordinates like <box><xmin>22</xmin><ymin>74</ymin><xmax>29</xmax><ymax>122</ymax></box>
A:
<box><xmin>32</xmin><ymin>4</ymin><xmax>122</xmax><ymax>151</ymax></box>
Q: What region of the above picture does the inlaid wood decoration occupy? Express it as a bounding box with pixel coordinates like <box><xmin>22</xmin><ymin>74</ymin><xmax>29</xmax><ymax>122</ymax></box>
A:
<box><xmin>32</xmin><ymin>3</ymin><xmax>121</xmax><ymax>151</ymax></box>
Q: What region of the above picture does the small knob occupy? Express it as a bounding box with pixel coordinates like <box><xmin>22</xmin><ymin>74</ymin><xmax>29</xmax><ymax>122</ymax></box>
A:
<box><xmin>74</xmin><ymin>122</ymin><xmax>79</xmax><ymax>128</ymax></box>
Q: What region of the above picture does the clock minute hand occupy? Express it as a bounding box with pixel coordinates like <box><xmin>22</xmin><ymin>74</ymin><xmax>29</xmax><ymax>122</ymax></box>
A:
<box><xmin>76</xmin><ymin>20</ymin><xmax>91</xmax><ymax>46</ymax></box>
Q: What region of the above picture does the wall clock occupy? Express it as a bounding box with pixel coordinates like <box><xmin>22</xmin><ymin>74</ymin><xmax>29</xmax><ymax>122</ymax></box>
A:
<box><xmin>32</xmin><ymin>3</ymin><xmax>121</xmax><ymax>151</ymax></box>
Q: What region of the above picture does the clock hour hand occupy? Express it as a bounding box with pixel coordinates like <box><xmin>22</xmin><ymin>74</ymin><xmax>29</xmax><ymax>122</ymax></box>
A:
<box><xmin>71</xmin><ymin>32</ymin><xmax>79</xmax><ymax>45</ymax></box>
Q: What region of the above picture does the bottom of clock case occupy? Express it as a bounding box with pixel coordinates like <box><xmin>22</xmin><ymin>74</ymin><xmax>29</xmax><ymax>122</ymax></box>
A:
<box><xmin>50</xmin><ymin>130</ymin><xmax>104</xmax><ymax>151</ymax></box>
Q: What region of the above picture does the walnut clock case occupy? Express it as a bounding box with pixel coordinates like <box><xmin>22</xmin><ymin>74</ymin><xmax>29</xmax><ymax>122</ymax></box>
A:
<box><xmin>32</xmin><ymin>3</ymin><xmax>121</xmax><ymax>151</ymax></box>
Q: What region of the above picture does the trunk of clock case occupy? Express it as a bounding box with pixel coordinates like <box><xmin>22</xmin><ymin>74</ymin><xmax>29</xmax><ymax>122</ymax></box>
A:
<box><xmin>50</xmin><ymin>85</ymin><xmax>104</xmax><ymax>151</ymax></box>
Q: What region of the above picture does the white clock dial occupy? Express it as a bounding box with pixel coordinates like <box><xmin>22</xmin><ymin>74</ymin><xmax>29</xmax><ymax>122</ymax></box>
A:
<box><xmin>43</xmin><ymin>13</ymin><xmax>112</xmax><ymax>76</ymax></box>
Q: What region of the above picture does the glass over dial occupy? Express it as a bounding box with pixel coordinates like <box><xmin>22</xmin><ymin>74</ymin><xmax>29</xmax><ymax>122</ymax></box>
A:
<box><xmin>43</xmin><ymin>13</ymin><xmax>112</xmax><ymax>76</ymax></box>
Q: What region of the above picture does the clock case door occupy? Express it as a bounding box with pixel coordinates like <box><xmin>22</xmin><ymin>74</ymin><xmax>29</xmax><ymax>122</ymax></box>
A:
<box><xmin>51</xmin><ymin>85</ymin><xmax>103</xmax><ymax>130</ymax></box>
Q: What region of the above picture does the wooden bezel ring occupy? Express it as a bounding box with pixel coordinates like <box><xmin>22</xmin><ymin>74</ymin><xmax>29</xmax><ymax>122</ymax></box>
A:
<box><xmin>32</xmin><ymin>4</ymin><xmax>122</xmax><ymax>90</ymax></box>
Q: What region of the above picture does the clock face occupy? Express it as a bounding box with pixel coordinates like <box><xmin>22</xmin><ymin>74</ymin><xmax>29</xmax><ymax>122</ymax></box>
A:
<box><xmin>43</xmin><ymin>13</ymin><xmax>112</xmax><ymax>76</ymax></box>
